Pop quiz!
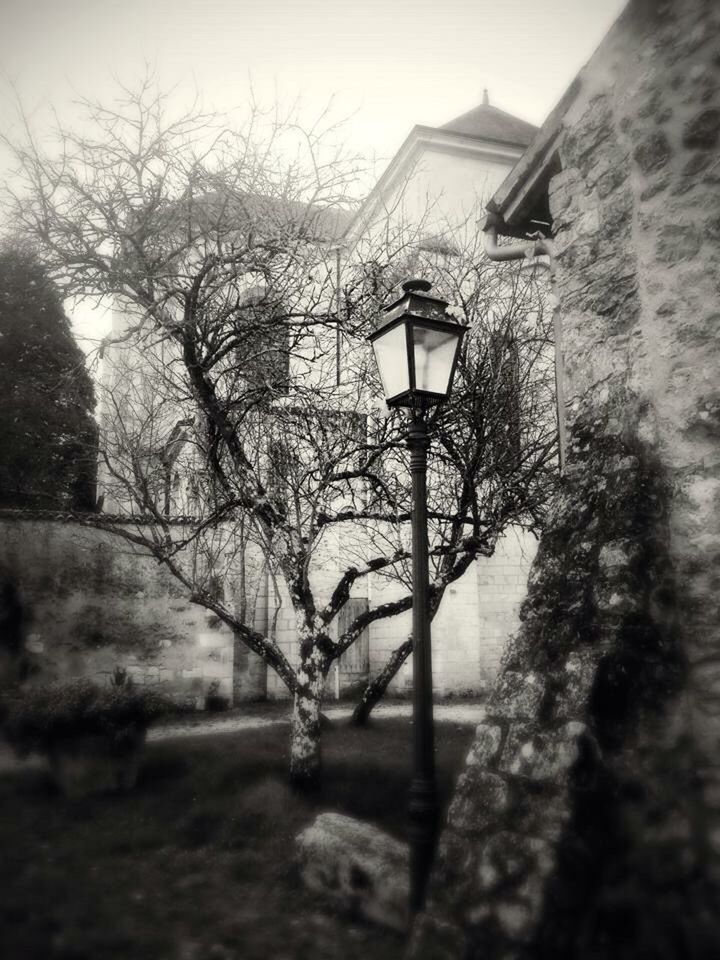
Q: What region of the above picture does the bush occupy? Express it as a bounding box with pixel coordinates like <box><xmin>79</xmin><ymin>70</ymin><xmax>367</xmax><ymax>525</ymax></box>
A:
<box><xmin>204</xmin><ymin>679</ymin><xmax>230</xmax><ymax>713</ymax></box>
<box><xmin>2</xmin><ymin>677</ymin><xmax>177</xmax><ymax>757</ymax></box>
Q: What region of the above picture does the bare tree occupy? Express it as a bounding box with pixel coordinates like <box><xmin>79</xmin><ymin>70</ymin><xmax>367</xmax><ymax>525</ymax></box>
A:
<box><xmin>2</xmin><ymin>80</ymin><xmax>558</xmax><ymax>787</ymax></box>
<box><xmin>344</xmin><ymin>229</ymin><xmax>559</xmax><ymax>723</ymax></box>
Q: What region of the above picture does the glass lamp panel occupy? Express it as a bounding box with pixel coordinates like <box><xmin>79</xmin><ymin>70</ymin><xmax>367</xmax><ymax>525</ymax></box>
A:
<box><xmin>412</xmin><ymin>323</ymin><xmax>461</xmax><ymax>396</ymax></box>
<box><xmin>372</xmin><ymin>322</ymin><xmax>410</xmax><ymax>400</ymax></box>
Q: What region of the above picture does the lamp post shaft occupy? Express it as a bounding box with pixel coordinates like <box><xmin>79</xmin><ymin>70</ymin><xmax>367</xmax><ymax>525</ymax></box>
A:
<box><xmin>407</xmin><ymin>411</ymin><xmax>438</xmax><ymax>912</ymax></box>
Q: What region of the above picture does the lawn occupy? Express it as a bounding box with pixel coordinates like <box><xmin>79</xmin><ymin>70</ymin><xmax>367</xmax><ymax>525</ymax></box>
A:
<box><xmin>0</xmin><ymin>716</ymin><xmax>475</xmax><ymax>960</ymax></box>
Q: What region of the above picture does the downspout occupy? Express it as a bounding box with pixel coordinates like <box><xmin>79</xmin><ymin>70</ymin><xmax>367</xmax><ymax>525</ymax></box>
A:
<box><xmin>336</xmin><ymin>244</ymin><xmax>342</xmax><ymax>386</ymax></box>
<box><xmin>482</xmin><ymin>215</ymin><xmax>567</xmax><ymax>473</ymax></box>
<box><xmin>324</xmin><ymin>242</ymin><xmax>345</xmax><ymax>386</ymax></box>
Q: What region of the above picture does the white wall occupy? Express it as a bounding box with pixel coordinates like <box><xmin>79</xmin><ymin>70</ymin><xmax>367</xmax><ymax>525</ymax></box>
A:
<box><xmin>368</xmin><ymin>526</ymin><xmax>538</xmax><ymax>697</ymax></box>
<box><xmin>355</xmin><ymin>139</ymin><xmax>523</xmax><ymax>249</ymax></box>
<box><xmin>343</xmin><ymin>135</ymin><xmax>540</xmax><ymax>699</ymax></box>
<box><xmin>387</xmin><ymin>147</ymin><xmax>519</xmax><ymax>236</ymax></box>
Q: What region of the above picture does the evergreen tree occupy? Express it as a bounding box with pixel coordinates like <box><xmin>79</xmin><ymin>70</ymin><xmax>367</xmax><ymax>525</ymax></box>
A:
<box><xmin>0</xmin><ymin>249</ymin><xmax>97</xmax><ymax>510</ymax></box>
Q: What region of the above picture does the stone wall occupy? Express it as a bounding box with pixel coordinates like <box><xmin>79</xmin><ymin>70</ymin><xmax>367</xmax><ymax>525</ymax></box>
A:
<box><xmin>368</xmin><ymin>528</ymin><xmax>537</xmax><ymax>698</ymax></box>
<box><xmin>264</xmin><ymin>520</ymin><xmax>536</xmax><ymax>701</ymax></box>
<box><xmin>0</xmin><ymin>518</ymin><xmax>239</xmax><ymax>707</ymax></box>
<box><xmin>412</xmin><ymin>0</ymin><xmax>720</xmax><ymax>956</ymax></box>
<box><xmin>263</xmin><ymin>523</ymin><xmax>372</xmax><ymax>700</ymax></box>
<box><xmin>0</xmin><ymin>514</ymin><xmax>532</xmax><ymax>711</ymax></box>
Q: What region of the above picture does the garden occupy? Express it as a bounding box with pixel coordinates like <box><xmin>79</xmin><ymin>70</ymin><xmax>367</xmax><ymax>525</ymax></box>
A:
<box><xmin>0</xmin><ymin>711</ymin><xmax>475</xmax><ymax>960</ymax></box>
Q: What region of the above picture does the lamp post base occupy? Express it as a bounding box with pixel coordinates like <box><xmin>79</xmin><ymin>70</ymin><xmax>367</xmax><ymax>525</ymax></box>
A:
<box><xmin>408</xmin><ymin>776</ymin><xmax>439</xmax><ymax>911</ymax></box>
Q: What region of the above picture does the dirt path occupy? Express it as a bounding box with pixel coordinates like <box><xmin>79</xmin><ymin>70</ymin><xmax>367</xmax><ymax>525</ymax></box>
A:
<box><xmin>0</xmin><ymin>701</ymin><xmax>486</xmax><ymax>768</ymax></box>
<box><xmin>150</xmin><ymin>701</ymin><xmax>486</xmax><ymax>741</ymax></box>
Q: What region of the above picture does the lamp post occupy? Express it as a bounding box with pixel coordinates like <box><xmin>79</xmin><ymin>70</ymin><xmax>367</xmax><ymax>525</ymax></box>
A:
<box><xmin>368</xmin><ymin>278</ymin><xmax>466</xmax><ymax>911</ymax></box>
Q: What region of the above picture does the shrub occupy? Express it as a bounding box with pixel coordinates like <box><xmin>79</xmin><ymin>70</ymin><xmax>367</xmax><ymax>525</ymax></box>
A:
<box><xmin>2</xmin><ymin>677</ymin><xmax>177</xmax><ymax>757</ymax></box>
<box><xmin>204</xmin><ymin>679</ymin><xmax>230</xmax><ymax>713</ymax></box>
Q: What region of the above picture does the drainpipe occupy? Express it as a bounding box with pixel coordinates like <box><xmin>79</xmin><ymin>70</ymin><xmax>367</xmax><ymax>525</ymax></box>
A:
<box><xmin>482</xmin><ymin>215</ymin><xmax>567</xmax><ymax>473</ymax></box>
<box><xmin>336</xmin><ymin>244</ymin><xmax>343</xmax><ymax>386</ymax></box>
<box><xmin>482</xmin><ymin>218</ymin><xmax>554</xmax><ymax>263</ymax></box>
<box><xmin>323</xmin><ymin>242</ymin><xmax>346</xmax><ymax>386</ymax></box>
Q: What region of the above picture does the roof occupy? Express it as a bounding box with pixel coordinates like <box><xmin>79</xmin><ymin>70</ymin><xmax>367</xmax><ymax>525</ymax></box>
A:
<box><xmin>485</xmin><ymin>0</ymin><xmax>633</xmax><ymax>237</ymax></box>
<box><xmin>441</xmin><ymin>101</ymin><xmax>538</xmax><ymax>148</ymax></box>
<box><xmin>191</xmin><ymin>190</ymin><xmax>354</xmax><ymax>243</ymax></box>
<box><xmin>484</xmin><ymin>80</ymin><xmax>581</xmax><ymax>236</ymax></box>
<box><xmin>343</xmin><ymin>103</ymin><xmax>533</xmax><ymax>243</ymax></box>
<box><xmin>155</xmin><ymin>187</ymin><xmax>354</xmax><ymax>247</ymax></box>
<box><xmin>231</xmin><ymin>193</ymin><xmax>354</xmax><ymax>242</ymax></box>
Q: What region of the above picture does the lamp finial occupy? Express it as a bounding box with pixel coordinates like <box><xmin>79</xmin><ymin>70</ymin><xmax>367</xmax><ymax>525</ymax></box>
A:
<box><xmin>402</xmin><ymin>278</ymin><xmax>432</xmax><ymax>294</ymax></box>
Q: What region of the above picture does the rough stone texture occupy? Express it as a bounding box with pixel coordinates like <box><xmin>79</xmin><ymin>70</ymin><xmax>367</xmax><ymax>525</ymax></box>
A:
<box><xmin>296</xmin><ymin>813</ymin><xmax>410</xmax><ymax>932</ymax></box>
<box><xmin>682</xmin><ymin>107</ymin><xmax>720</xmax><ymax>148</ymax></box>
<box><xmin>488</xmin><ymin>670</ymin><xmax>545</xmax><ymax>720</ymax></box>
<box><xmin>466</xmin><ymin>723</ymin><xmax>503</xmax><ymax>767</ymax></box>
<box><xmin>407</xmin><ymin>916</ymin><xmax>468</xmax><ymax>960</ymax></box>
<box><xmin>498</xmin><ymin>723</ymin><xmax>585</xmax><ymax>781</ymax></box>
<box><xmin>447</xmin><ymin>769</ymin><xmax>510</xmax><ymax>834</ymax></box>
<box><xmin>411</xmin><ymin>1</ymin><xmax>720</xmax><ymax>957</ymax></box>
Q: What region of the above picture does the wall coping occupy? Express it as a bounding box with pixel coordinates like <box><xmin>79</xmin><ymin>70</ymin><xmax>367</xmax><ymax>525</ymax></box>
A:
<box><xmin>0</xmin><ymin>508</ymin><xmax>199</xmax><ymax>527</ymax></box>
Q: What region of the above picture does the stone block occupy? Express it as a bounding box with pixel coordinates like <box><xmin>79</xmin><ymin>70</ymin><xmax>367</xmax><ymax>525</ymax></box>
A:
<box><xmin>561</xmin><ymin>95</ymin><xmax>614</xmax><ymax>169</ymax></box>
<box><xmin>598</xmin><ymin>539</ymin><xmax>635</xmax><ymax>570</ymax></box>
<box><xmin>592</xmin><ymin>156</ymin><xmax>629</xmax><ymax>199</ymax></box>
<box><xmin>465</xmin><ymin>723</ymin><xmax>503</xmax><ymax>768</ymax></box>
<box><xmin>656</xmin><ymin>222</ymin><xmax>702</xmax><ymax>263</ymax></box>
<box><xmin>499</xmin><ymin>722</ymin><xmax>586</xmax><ymax>782</ymax></box>
<box><xmin>554</xmin><ymin>651</ymin><xmax>599</xmax><ymax>719</ymax></box>
<box><xmin>447</xmin><ymin>769</ymin><xmax>509</xmax><ymax>834</ymax></box>
<box><xmin>407</xmin><ymin>914</ymin><xmax>467</xmax><ymax>960</ymax></box>
<box><xmin>26</xmin><ymin>634</ymin><xmax>44</xmax><ymax>654</ymax></box>
<box><xmin>296</xmin><ymin>813</ymin><xmax>409</xmax><ymax>932</ymax></box>
<box><xmin>488</xmin><ymin>671</ymin><xmax>545</xmax><ymax>721</ymax></box>
<box><xmin>640</xmin><ymin>176</ymin><xmax>670</xmax><ymax>202</ymax></box>
<box><xmin>633</xmin><ymin>131</ymin><xmax>672</xmax><ymax>175</ymax></box>
<box><xmin>548</xmin><ymin>167</ymin><xmax>583</xmax><ymax>214</ymax></box>
<box><xmin>476</xmin><ymin>831</ymin><xmax>548</xmax><ymax>893</ymax></box>
<box><xmin>427</xmin><ymin>830</ymin><xmax>483</xmax><ymax>911</ymax></box>
<box><xmin>494</xmin><ymin>900</ymin><xmax>535</xmax><ymax>942</ymax></box>
<box><xmin>683</xmin><ymin>107</ymin><xmax>720</xmax><ymax>149</ymax></box>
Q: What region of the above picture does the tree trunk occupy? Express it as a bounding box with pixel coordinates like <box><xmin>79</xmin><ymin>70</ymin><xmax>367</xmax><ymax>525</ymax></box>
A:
<box><xmin>351</xmin><ymin>573</ymin><xmax>458</xmax><ymax>727</ymax></box>
<box><xmin>289</xmin><ymin>664</ymin><xmax>326</xmax><ymax>791</ymax></box>
<box><xmin>351</xmin><ymin>638</ymin><xmax>413</xmax><ymax>726</ymax></box>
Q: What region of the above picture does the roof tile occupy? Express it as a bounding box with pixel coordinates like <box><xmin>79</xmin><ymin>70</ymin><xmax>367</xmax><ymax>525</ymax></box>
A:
<box><xmin>441</xmin><ymin>102</ymin><xmax>538</xmax><ymax>147</ymax></box>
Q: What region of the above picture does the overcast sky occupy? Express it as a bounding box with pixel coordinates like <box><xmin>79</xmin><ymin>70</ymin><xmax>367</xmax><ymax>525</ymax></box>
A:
<box><xmin>1</xmin><ymin>0</ymin><xmax>627</xmax><ymax>347</ymax></box>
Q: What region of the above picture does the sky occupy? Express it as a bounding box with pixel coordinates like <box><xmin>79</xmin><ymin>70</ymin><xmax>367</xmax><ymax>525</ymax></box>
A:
<box><xmin>0</xmin><ymin>0</ymin><xmax>627</xmax><ymax>349</ymax></box>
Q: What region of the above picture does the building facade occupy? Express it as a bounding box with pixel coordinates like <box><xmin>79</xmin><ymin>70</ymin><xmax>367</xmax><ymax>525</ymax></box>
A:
<box><xmin>344</xmin><ymin>94</ymin><xmax>544</xmax><ymax>698</ymax></box>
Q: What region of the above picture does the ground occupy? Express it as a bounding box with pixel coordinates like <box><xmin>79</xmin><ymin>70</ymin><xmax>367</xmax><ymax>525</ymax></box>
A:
<box><xmin>0</xmin><ymin>704</ymin><xmax>480</xmax><ymax>960</ymax></box>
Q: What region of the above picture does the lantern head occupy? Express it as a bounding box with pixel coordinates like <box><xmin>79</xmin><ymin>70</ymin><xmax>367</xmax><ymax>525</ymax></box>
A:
<box><xmin>369</xmin><ymin>279</ymin><xmax>466</xmax><ymax>408</ymax></box>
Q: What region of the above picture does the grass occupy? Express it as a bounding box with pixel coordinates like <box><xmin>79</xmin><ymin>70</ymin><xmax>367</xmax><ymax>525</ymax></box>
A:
<box><xmin>0</xmin><ymin>716</ymin><xmax>475</xmax><ymax>960</ymax></box>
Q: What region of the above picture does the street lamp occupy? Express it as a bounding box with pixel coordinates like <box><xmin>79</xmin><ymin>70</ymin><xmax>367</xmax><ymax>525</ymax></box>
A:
<box><xmin>368</xmin><ymin>278</ymin><xmax>466</xmax><ymax>911</ymax></box>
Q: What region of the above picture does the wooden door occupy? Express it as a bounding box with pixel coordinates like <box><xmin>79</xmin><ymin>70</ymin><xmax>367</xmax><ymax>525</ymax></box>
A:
<box><xmin>327</xmin><ymin>598</ymin><xmax>369</xmax><ymax>697</ymax></box>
